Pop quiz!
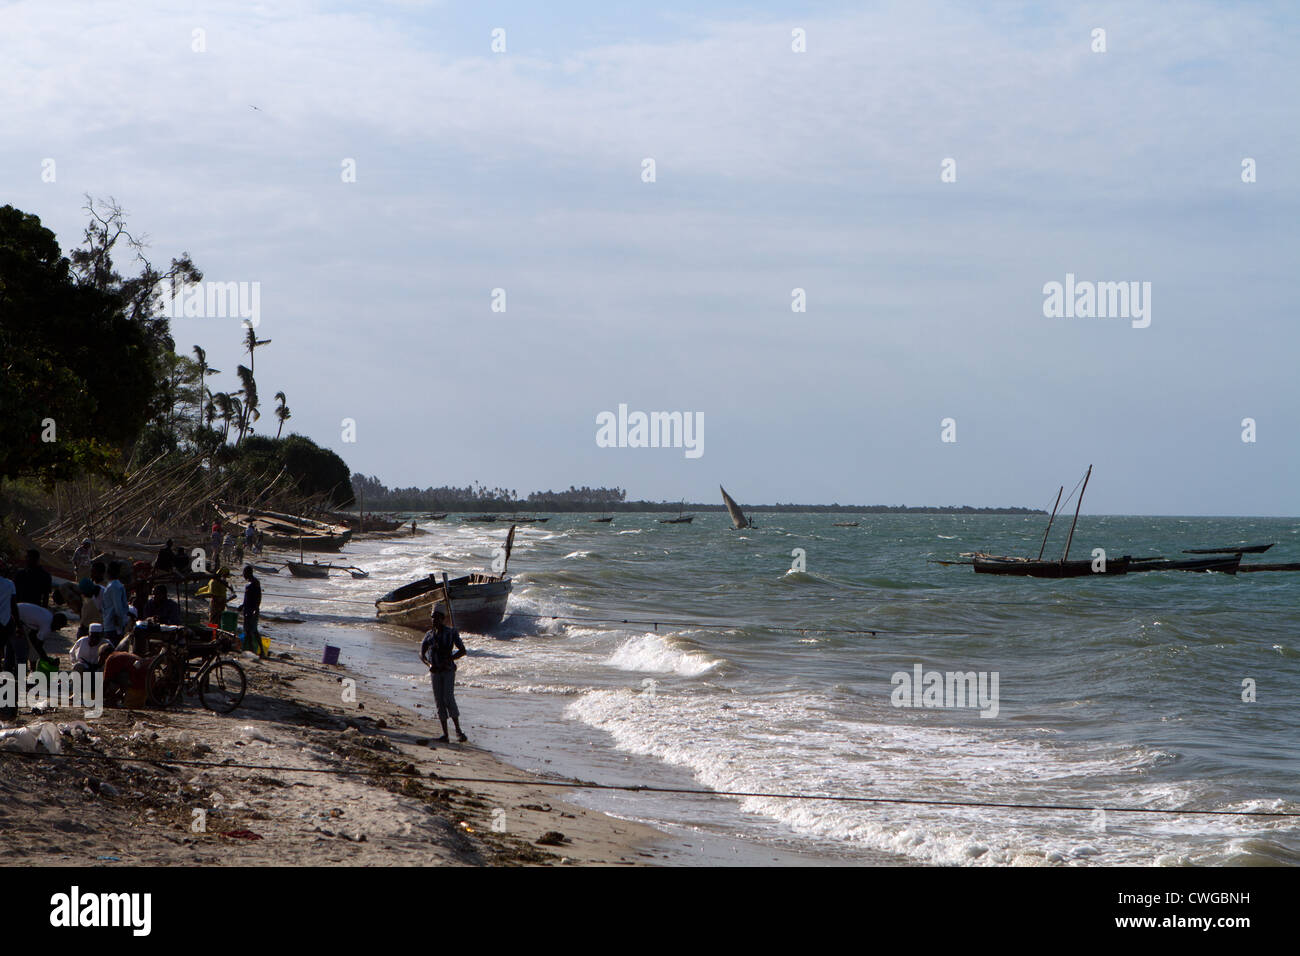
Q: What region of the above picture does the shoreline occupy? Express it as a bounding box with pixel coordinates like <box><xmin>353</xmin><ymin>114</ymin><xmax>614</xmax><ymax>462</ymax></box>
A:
<box><xmin>0</xmin><ymin>643</ymin><xmax>666</xmax><ymax>866</ymax></box>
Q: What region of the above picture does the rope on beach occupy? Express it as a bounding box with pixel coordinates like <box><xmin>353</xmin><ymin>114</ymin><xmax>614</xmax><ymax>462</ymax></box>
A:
<box><xmin>2</xmin><ymin>750</ymin><xmax>1295</xmax><ymax>820</ymax></box>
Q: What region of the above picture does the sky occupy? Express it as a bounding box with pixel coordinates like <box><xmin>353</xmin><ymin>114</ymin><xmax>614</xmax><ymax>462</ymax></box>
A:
<box><xmin>1</xmin><ymin>0</ymin><xmax>1296</xmax><ymax>515</ymax></box>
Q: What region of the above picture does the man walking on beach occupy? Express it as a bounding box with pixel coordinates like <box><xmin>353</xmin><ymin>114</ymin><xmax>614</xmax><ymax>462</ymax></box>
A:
<box><xmin>420</xmin><ymin>606</ymin><xmax>467</xmax><ymax>743</ymax></box>
<box><xmin>14</xmin><ymin>549</ymin><xmax>52</xmax><ymax>608</ymax></box>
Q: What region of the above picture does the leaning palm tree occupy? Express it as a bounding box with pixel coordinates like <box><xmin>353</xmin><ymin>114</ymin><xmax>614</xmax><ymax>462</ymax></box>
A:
<box><xmin>274</xmin><ymin>391</ymin><xmax>291</xmax><ymax>438</ymax></box>
<box><xmin>234</xmin><ymin>364</ymin><xmax>259</xmax><ymax>445</ymax></box>
<box><xmin>244</xmin><ymin>327</ymin><xmax>271</xmax><ymax>375</ymax></box>
<box><xmin>192</xmin><ymin>345</ymin><xmax>221</xmax><ymax>435</ymax></box>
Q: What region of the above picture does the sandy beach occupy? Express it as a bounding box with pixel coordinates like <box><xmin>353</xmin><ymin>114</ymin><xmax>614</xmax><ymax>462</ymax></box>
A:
<box><xmin>0</xmin><ymin>642</ymin><xmax>669</xmax><ymax>867</ymax></box>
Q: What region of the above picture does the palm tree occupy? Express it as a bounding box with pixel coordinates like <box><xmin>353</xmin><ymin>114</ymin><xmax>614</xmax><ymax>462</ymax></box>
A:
<box><xmin>211</xmin><ymin>392</ymin><xmax>235</xmax><ymax>444</ymax></box>
<box><xmin>244</xmin><ymin>327</ymin><xmax>271</xmax><ymax>375</ymax></box>
<box><xmin>192</xmin><ymin>345</ymin><xmax>220</xmax><ymax>435</ymax></box>
<box><xmin>234</xmin><ymin>365</ymin><xmax>259</xmax><ymax>445</ymax></box>
<box><xmin>274</xmin><ymin>391</ymin><xmax>291</xmax><ymax>438</ymax></box>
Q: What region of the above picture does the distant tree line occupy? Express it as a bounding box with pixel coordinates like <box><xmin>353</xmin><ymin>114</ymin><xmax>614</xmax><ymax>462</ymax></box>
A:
<box><xmin>348</xmin><ymin>476</ymin><xmax>1042</xmax><ymax>515</ymax></box>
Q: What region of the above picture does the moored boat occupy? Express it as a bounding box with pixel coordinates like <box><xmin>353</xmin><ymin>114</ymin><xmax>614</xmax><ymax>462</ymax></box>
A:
<box><xmin>1182</xmin><ymin>543</ymin><xmax>1274</xmax><ymax>555</ymax></box>
<box><xmin>1129</xmin><ymin>555</ymin><xmax>1241</xmax><ymax>574</ymax></box>
<box><xmin>973</xmin><ymin>555</ymin><xmax>1131</xmax><ymax>577</ymax></box>
<box><xmin>375</xmin><ymin>573</ymin><xmax>512</xmax><ymax>632</ymax></box>
<box><xmin>286</xmin><ymin>560</ymin><xmax>332</xmax><ymax>578</ymax></box>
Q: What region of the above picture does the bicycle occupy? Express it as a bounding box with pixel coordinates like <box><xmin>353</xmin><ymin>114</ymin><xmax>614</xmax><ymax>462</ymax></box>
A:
<box><xmin>145</xmin><ymin>628</ymin><xmax>247</xmax><ymax>714</ymax></box>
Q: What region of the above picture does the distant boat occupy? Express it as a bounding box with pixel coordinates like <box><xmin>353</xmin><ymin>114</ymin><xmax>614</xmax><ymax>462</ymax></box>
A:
<box><xmin>591</xmin><ymin>517</ymin><xmax>613</xmax><ymax>523</ymax></box>
<box><xmin>426</xmin><ymin>513</ymin><xmax>448</xmax><ymax>521</ymax></box>
<box><xmin>465</xmin><ymin>515</ymin><xmax>498</xmax><ymax>523</ymax></box>
<box><xmin>832</xmin><ymin>522</ymin><xmax>859</xmax><ymax>527</ymax></box>
<box><xmin>659</xmin><ymin>516</ymin><xmax>694</xmax><ymax>524</ymax></box>
<box><xmin>1182</xmin><ymin>543</ymin><xmax>1274</xmax><ymax>555</ymax></box>
<box><xmin>510</xmin><ymin>516</ymin><xmax>550</xmax><ymax>523</ymax></box>
<box><xmin>719</xmin><ymin>485</ymin><xmax>753</xmax><ymax>529</ymax></box>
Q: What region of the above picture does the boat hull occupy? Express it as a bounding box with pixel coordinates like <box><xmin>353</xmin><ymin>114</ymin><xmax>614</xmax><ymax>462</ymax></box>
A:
<box><xmin>286</xmin><ymin>561</ymin><xmax>331</xmax><ymax>578</ymax></box>
<box><xmin>375</xmin><ymin>573</ymin><xmax>512</xmax><ymax>633</ymax></box>
<box><xmin>973</xmin><ymin>556</ymin><xmax>1131</xmax><ymax>578</ymax></box>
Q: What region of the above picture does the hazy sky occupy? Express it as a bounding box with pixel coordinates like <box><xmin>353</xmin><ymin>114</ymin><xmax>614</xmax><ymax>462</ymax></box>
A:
<box><xmin>2</xmin><ymin>1</ymin><xmax>1296</xmax><ymax>514</ymax></box>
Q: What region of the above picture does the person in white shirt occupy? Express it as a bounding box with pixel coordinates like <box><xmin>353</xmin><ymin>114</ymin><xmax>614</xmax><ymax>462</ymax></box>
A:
<box><xmin>70</xmin><ymin>624</ymin><xmax>115</xmax><ymax>673</ymax></box>
<box><xmin>15</xmin><ymin>603</ymin><xmax>67</xmax><ymax>667</ymax></box>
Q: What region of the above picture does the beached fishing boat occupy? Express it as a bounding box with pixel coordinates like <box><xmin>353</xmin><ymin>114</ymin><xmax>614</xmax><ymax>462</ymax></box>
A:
<box><xmin>375</xmin><ymin>573</ymin><xmax>513</xmax><ymax>632</ymax></box>
<box><xmin>216</xmin><ymin>506</ymin><xmax>352</xmax><ymax>552</ymax></box>
<box><xmin>1182</xmin><ymin>543</ymin><xmax>1274</xmax><ymax>555</ymax></box>
<box><xmin>375</xmin><ymin>525</ymin><xmax>516</xmax><ymax>633</ymax></box>
<box><xmin>720</xmin><ymin>485</ymin><xmax>754</xmax><ymax>529</ymax></box>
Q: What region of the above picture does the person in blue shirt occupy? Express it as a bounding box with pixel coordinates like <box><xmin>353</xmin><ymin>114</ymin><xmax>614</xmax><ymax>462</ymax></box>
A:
<box><xmin>101</xmin><ymin>561</ymin><xmax>131</xmax><ymax>651</ymax></box>
<box><xmin>420</xmin><ymin>606</ymin><xmax>467</xmax><ymax>743</ymax></box>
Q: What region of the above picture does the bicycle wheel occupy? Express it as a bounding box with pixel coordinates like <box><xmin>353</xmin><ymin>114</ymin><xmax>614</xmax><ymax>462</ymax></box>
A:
<box><xmin>199</xmin><ymin>659</ymin><xmax>247</xmax><ymax>713</ymax></box>
<box><xmin>146</xmin><ymin>654</ymin><xmax>184</xmax><ymax>708</ymax></box>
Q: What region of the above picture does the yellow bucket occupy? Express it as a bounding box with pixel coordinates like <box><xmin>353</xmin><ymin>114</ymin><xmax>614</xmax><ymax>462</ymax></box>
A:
<box><xmin>260</xmin><ymin>637</ymin><xmax>271</xmax><ymax>656</ymax></box>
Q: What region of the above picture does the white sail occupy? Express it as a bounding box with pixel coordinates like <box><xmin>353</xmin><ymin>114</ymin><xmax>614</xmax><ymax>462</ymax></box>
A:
<box><xmin>720</xmin><ymin>485</ymin><xmax>752</xmax><ymax>529</ymax></box>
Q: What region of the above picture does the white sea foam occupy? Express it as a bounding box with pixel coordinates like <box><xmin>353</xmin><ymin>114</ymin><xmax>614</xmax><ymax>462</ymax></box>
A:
<box><xmin>564</xmin><ymin>688</ymin><xmax>1259</xmax><ymax>866</ymax></box>
<box><xmin>605</xmin><ymin>634</ymin><xmax>721</xmax><ymax>677</ymax></box>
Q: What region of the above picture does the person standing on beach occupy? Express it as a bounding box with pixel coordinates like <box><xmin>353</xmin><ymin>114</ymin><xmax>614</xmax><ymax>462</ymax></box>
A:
<box><xmin>238</xmin><ymin>566</ymin><xmax>264</xmax><ymax>657</ymax></box>
<box><xmin>72</xmin><ymin>539</ymin><xmax>94</xmax><ymax>579</ymax></box>
<box><xmin>13</xmin><ymin>549</ymin><xmax>52</xmax><ymax>608</ymax></box>
<box><xmin>101</xmin><ymin>561</ymin><xmax>130</xmax><ymax>652</ymax></box>
<box><xmin>198</xmin><ymin>566</ymin><xmax>230</xmax><ymax>628</ymax></box>
<box><xmin>0</xmin><ymin>565</ymin><xmax>19</xmax><ymax>719</ymax></box>
<box><xmin>210</xmin><ymin>521</ymin><xmax>222</xmax><ymax>564</ymax></box>
<box><xmin>420</xmin><ymin>606</ymin><xmax>467</xmax><ymax>743</ymax></box>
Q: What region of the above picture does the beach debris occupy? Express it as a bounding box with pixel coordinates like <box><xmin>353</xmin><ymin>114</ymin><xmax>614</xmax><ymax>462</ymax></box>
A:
<box><xmin>219</xmin><ymin>830</ymin><xmax>263</xmax><ymax>840</ymax></box>
<box><xmin>239</xmin><ymin>726</ymin><xmax>274</xmax><ymax>744</ymax></box>
<box><xmin>0</xmin><ymin>727</ymin><xmax>40</xmax><ymax>753</ymax></box>
<box><xmin>520</xmin><ymin>803</ymin><xmax>552</xmax><ymax>813</ymax></box>
<box><xmin>536</xmin><ymin>831</ymin><xmax>569</xmax><ymax>846</ymax></box>
<box><xmin>98</xmin><ymin>782</ymin><xmax>120</xmax><ymax>798</ymax></box>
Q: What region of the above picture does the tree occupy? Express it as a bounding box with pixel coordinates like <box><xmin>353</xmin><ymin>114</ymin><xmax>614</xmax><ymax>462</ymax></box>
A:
<box><xmin>0</xmin><ymin>204</ymin><xmax>155</xmax><ymax>482</ymax></box>
<box><xmin>244</xmin><ymin>326</ymin><xmax>271</xmax><ymax>375</ymax></box>
<box><xmin>274</xmin><ymin>391</ymin><xmax>291</xmax><ymax>438</ymax></box>
<box><xmin>234</xmin><ymin>364</ymin><xmax>258</xmax><ymax>445</ymax></box>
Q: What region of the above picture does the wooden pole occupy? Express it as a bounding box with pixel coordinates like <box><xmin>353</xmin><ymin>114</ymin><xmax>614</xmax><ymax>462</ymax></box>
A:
<box><xmin>1036</xmin><ymin>486</ymin><xmax>1064</xmax><ymax>560</ymax></box>
<box><xmin>1061</xmin><ymin>465</ymin><xmax>1092</xmax><ymax>564</ymax></box>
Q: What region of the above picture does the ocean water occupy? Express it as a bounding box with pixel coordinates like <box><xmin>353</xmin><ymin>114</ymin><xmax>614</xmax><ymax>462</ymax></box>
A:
<box><xmin>254</xmin><ymin>513</ymin><xmax>1300</xmax><ymax>866</ymax></box>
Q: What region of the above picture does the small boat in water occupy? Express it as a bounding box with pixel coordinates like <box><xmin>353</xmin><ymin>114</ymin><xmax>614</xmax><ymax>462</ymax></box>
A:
<box><xmin>1182</xmin><ymin>543</ymin><xmax>1274</xmax><ymax>555</ymax></box>
<box><xmin>720</xmin><ymin>485</ymin><xmax>754</xmax><ymax>529</ymax></box>
<box><xmin>591</xmin><ymin>517</ymin><xmax>613</xmax><ymax>523</ymax></box>
<box><xmin>659</xmin><ymin>516</ymin><xmax>694</xmax><ymax>524</ymax></box>
<box><xmin>832</xmin><ymin>522</ymin><xmax>859</xmax><ymax>527</ymax></box>
<box><xmin>464</xmin><ymin>515</ymin><xmax>498</xmax><ymax>523</ymax></box>
<box><xmin>973</xmin><ymin>555</ymin><xmax>1132</xmax><ymax>577</ymax></box>
<box><xmin>1129</xmin><ymin>555</ymin><xmax>1241</xmax><ymax>574</ymax></box>
<box><xmin>286</xmin><ymin>560</ymin><xmax>332</xmax><ymax>578</ymax></box>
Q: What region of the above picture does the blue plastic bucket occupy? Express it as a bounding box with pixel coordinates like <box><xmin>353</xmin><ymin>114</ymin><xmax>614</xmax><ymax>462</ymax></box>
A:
<box><xmin>322</xmin><ymin>645</ymin><xmax>340</xmax><ymax>666</ymax></box>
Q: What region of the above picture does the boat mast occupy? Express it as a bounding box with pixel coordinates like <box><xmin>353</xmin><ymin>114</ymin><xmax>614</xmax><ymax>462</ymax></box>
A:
<box><xmin>1036</xmin><ymin>486</ymin><xmax>1064</xmax><ymax>560</ymax></box>
<box><xmin>1061</xmin><ymin>465</ymin><xmax>1092</xmax><ymax>564</ymax></box>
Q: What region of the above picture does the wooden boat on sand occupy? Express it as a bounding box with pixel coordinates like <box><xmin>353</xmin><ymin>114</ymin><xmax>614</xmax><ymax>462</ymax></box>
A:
<box><xmin>375</xmin><ymin>525</ymin><xmax>516</xmax><ymax>632</ymax></box>
<box><xmin>375</xmin><ymin>573</ymin><xmax>512</xmax><ymax>632</ymax></box>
